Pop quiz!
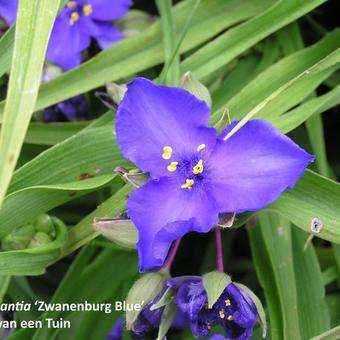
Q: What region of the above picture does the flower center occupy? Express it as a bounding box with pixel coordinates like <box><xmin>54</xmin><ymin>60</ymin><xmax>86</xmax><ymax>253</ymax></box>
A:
<box><xmin>161</xmin><ymin>144</ymin><xmax>207</xmax><ymax>190</ymax></box>
<box><xmin>66</xmin><ymin>1</ymin><xmax>93</xmax><ymax>25</ymax></box>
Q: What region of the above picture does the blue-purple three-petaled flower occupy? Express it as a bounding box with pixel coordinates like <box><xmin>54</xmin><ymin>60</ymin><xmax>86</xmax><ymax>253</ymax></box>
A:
<box><xmin>0</xmin><ymin>0</ymin><xmax>132</xmax><ymax>70</ymax></box>
<box><xmin>115</xmin><ymin>77</ymin><xmax>314</xmax><ymax>272</ymax></box>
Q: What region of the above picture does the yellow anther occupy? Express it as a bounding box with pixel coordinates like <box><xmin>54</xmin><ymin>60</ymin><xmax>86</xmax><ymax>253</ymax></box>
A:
<box><xmin>227</xmin><ymin>315</ymin><xmax>233</xmax><ymax>321</ymax></box>
<box><xmin>162</xmin><ymin>146</ymin><xmax>173</xmax><ymax>160</ymax></box>
<box><xmin>66</xmin><ymin>1</ymin><xmax>77</xmax><ymax>8</ymax></box>
<box><xmin>225</xmin><ymin>299</ymin><xmax>231</xmax><ymax>306</ymax></box>
<box><xmin>193</xmin><ymin>159</ymin><xmax>204</xmax><ymax>175</ymax></box>
<box><xmin>69</xmin><ymin>11</ymin><xmax>80</xmax><ymax>25</ymax></box>
<box><xmin>167</xmin><ymin>162</ymin><xmax>178</xmax><ymax>172</ymax></box>
<box><xmin>181</xmin><ymin>179</ymin><xmax>194</xmax><ymax>190</ymax></box>
<box><xmin>83</xmin><ymin>4</ymin><xmax>92</xmax><ymax>16</ymax></box>
<box><xmin>207</xmin><ymin>324</ymin><xmax>211</xmax><ymax>330</ymax></box>
<box><xmin>219</xmin><ymin>310</ymin><xmax>225</xmax><ymax>319</ymax></box>
<box><xmin>197</xmin><ymin>144</ymin><xmax>206</xmax><ymax>152</ymax></box>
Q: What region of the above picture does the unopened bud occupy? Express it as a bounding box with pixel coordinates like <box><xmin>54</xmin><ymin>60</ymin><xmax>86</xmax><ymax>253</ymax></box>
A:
<box><xmin>93</xmin><ymin>217</ymin><xmax>138</xmax><ymax>249</ymax></box>
<box><xmin>33</xmin><ymin>214</ymin><xmax>56</xmax><ymax>235</ymax></box>
<box><xmin>180</xmin><ymin>72</ymin><xmax>212</xmax><ymax>107</ymax></box>
<box><xmin>27</xmin><ymin>232</ymin><xmax>52</xmax><ymax>248</ymax></box>
<box><xmin>116</xmin><ymin>10</ymin><xmax>155</xmax><ymax>38</ymax></box>
<box><xmin>1</xmin><ymin>225</ymin><xmax>35</xmax><ymax>251</ymax></box>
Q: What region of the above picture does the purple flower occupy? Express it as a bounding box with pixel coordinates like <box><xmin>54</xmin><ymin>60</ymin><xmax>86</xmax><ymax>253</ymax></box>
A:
<box><xmin>47</xmin><ymin>0</ymin><xmax>132</xmax><ymax>70</ymax></box>
<box><xmin>107</xmin><ymin>317</ymin><xmax>124</xmax><ymax>340</ymax></box>
<box><xmin>0</xmin><ymin>0</ymin><xmax>18</xmax><ymax>26</ymax></box>
<box><xmin>0</xmin><ymin>0</ymin><xmax>132</xmax><ymax>70</ymax></box>
<box><xmin>43</xmin><ymin>95</ymin><xmax>88</xmax><ymax>122</ymax></box>
<box><xmin>168</xmin><ymin>277</ymin><xmax>258</xmax><ymax>339</ymax></box>
<box><xmin>115</xmin><ymin>77</ymin><xmax>314</xmax><ymax>272</ymax></box>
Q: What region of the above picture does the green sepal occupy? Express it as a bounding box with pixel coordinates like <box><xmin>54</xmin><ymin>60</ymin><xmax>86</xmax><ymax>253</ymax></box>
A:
<box><xmin>116</xmin><ymin>10</ymin><xmax>154</xmax><ymax>38</ymax></box>
<box><xmin>150</xmin><ymin>287</ymin><xmax>174</xmax><ymax>311</ymax></box>
<box><xmin>203</xmin><ymin>270</ymin><xmax>231</xmax><ymax>308</ymax></box>
<box><xmin>106</xmin><ymin>82</ymin><xmax>127</xmax><ymax>106</ymax></box>
<box><xmin>93</xmin><ymin>217</ymin><xmax>138</xmax><ymax>249</ymax></box>
<box><xmin>234</xmin><ymin>282</ymin><xmax>267</xmax><ymax>338</ymax></box>
<box><xmin>180</xmin><ymin>71</ymin><xmax>212</xmax><ymax>107</ymax></box>
<box><xmin>156</xmin><ymin>302</ymin><xmax>177</xmax><ymax>340</ymax></box>
<box><xmin>126</xmin><ymin>271</ymin><xmax>168</xmax><ymax>330</ymax></box>
<box><xmin>115</xmin><ymin>167</ymin><xmax>149</xmax><ymax>188</ymax></box>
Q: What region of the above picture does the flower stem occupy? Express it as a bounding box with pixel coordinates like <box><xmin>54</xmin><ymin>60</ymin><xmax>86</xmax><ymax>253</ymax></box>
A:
<box><xmin>215</xmin><ymin>226</ymin><xmax>224</xmax><ymax>272</ymax></box>
<box><xmin>163</xmin><ymin>238</ymin><xmax>181</xmax><ymax>271</ymax></box>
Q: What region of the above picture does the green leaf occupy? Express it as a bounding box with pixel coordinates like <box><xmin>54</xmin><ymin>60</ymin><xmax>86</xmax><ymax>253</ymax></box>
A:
<box><xmin>25</xmin><ymin>121</ymin><xmax>89</xmax><ymax>146</ymax></box>
<box><xmin>0</xmin><ymin>0</ymin><xmax>61</xmax><ymax>206</ymax></box>
<box><xmin>311</xmin><ymin>326</ymin><xmax>340</xmax><ymax>340</ymax></box>
<box><xmin>61</xmin><ymin>184</ymin><xmax>132</xmax><ymax>257</ymax></box>
<box><xmin>182</xmin><ymin>0</ymin><xmax>326</xmax><ymax>79</ymax></box>
<box><xmin>156</xmin><ymin>0</ymin><xmax>180</xmax><ymax>85</ymax></box>
<box><xmin>202</xmin><ymin>270</ymin><xmax>231</xmax><ymax>308</ymax></box>
<box><xmin>248</xmin><ymin>212</ymin><xmax>330</xmax><ymax>339</ymax></box>
<box><xmin>0</xmin><ymin>26</ymin><xmax>14</xmax><ymax>78</ymax></box>
<box><xmin>0</xmin><ymin>174</ymin><xmax>116</xmax><ymax>238</ymax></box>
<box><xmin>270</xmin><ymin>170</ymin><xmax>340</xmax><ymax>244</ymax></box>
<box><xmin>0</xmin><ymin>0</ymin><xmax>271</xmax><ymax>117</ymax></box>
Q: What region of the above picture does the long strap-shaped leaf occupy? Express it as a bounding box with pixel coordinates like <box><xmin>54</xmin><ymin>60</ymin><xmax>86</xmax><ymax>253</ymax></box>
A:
<box><xmin>0</xmin><ymin>0</ymin><xmax>60</xmax><ymax>206</ymax></box>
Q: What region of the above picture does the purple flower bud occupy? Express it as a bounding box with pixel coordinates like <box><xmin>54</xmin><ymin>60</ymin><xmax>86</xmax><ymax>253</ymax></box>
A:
<box><xmin>107</xmin><ymin>317</ymin><xmax>124</xmax><ymax>340</ymax></box>
<box><xmin>43</xmin><ymin>95</ymin><xmax>88</xmax><ymax>122</ymax></box>
<box><xmin>168</xmin><ymin>277</ymin><xmax>259</xmax><ymax>340</ymax></box>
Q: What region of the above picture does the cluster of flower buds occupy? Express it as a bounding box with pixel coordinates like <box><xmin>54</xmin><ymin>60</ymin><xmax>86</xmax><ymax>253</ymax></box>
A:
<box><xmin>1</xmin><ymin>214</ymin><xmax>58</xmax><ymax>251</ymax></box>
<box><xmin>108</xmin><ymin>271</ymin><xmax>266</xmax><ymax>339</ymax></box>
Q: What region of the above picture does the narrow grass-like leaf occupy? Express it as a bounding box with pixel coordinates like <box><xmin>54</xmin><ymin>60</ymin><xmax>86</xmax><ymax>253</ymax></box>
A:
<box><xmin>0</xmin><ymin>0</ymin><xmax>60</xmax><ymax>206</ymax></box>
<box><xmin>0</xmin><ymin>0</ymin><xmax>271</xmax><ymax>118</ymax></box>
<box><xmin>182</xmin><ymin>0</ymin><xmax>326</xmax><ymax>79</ymax></box>
<box><xmin>270</xmin><ymin>170</ymin><xmax>340</xmax><ymax>244</ymax></box>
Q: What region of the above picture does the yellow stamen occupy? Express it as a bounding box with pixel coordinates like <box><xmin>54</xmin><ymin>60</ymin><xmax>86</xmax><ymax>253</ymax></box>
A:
<box><xmin>193</xmin><ymin>159</ymin><xmax>204</xmax><ymax>175</ymax></box>
<box><xmin>83</xmin><ymin>4</ymin><xmax>92</xmax><ymax>16</ymax></box>
<box><xmin>162</xmin><ymin>146</ymin><xmax>172</xmax><ymax>160</ymax></box>
<box><xmin>181</xmin><ymin>179</ymin><xmax>194</xmax><ymax>190</ymax></box>
<box><xmin>207</xmin><ymin>324</ymin><xmax>211</xmax><ymax>330</ymax></box>
<box><xmin>219</xmin><ymin>310</ymin><xmax>225</xmax><ymax>319</ymax></box>
<box><xmin>197</xmin><ymin>144</ymin><xmax>206</xmax><ymax>152</ymax></box>
<box><xmin>66</xmin><ymin>1</ymin><xmax>77</xmax><ymax>8</ymax></box>
<box><xmin>167</xmin><ymin>161</ymin><xmax>178</xmax><ymax>172</ymax></box>
<box><xmin>227</xmin><ymin>315</ymin><xmax>233</xmax><ymax>321</ymax></box>
<box><xmin>69</xmin><ymin>11</ymin><xmax>80</xmax><ymax>25</ymax></box>
<box><xmin>225</xmin><ymin>299</ymin><xmax>231</xmax><ymax>306</ymax></box>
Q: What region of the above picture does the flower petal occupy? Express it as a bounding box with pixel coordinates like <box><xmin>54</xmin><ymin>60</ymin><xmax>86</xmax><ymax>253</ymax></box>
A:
<box><xmin>0</xmin><ymin>0</ymin><xmax>18</xmax><ymax>25</ymax></box>
<box><xmin>91</xmin><ymin>21</ymin><xmax>123</xmax><ymax>49</ymax></box>
<box><xmin>206</xmin><ymin>120</ymin><xmax>314</xmax><ymax>213</ymax></box>
<box><xmin>127</xmin><ymin>177</ymin><xmax>219</xmax><ymax>271</ymax></box>
<box><xmin>88</xmin><ymin>0</ymin><xmax>132</xmax><ymax>21</ymax></box>
<box><xmin>116</xmin><ymin>78</ymin><xmax>215</xmax><ymax>177</ymax></box>
<box><xmin>47</xmin><ymin>14</ymin><xmax>90</xmax><ymax>70</ymax></box>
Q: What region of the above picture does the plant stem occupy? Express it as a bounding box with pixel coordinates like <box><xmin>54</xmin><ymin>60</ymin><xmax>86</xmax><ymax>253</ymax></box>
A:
<box><xmin>215</xmin><ymin>226</ymin><xmax>224</xmax><ymax>272</ymax></box>
<box><xmin>163</xmin><ymin>238</ymin><xmax>181</xmax><ymax>271</ymax></box>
